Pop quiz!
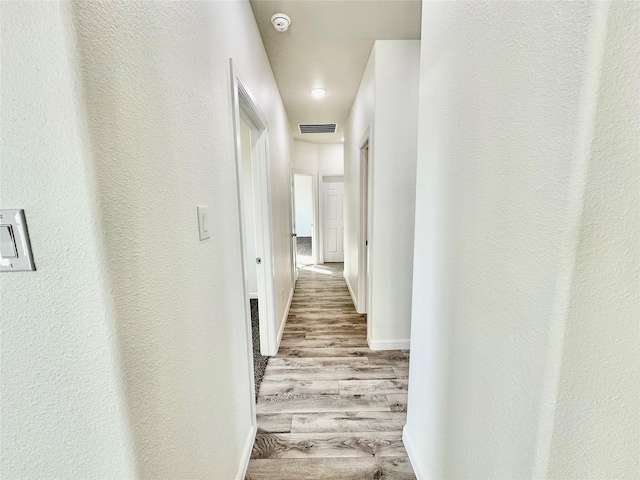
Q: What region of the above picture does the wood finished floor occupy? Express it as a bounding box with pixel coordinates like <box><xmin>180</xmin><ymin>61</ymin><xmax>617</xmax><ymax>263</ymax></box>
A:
<box><xmin>246</xmin><ymin>263</ymin><xmax>414</xmax><ymax>480</ymax></box>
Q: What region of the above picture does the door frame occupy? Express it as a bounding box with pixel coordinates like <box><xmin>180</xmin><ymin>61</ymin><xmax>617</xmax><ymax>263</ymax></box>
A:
<box><xmin>318</xmin><ymin>172</ymin><xmax>345</xmax><ymax>264</ymax></box>
<box><xmin>289</xmin><ymin>166</ymin><xmax>298</xmax><ymax>283</ymax></box>
<box><xmin>231</xmin><ymin>59</ymin><xmax>279</xmax><ymax>362</ymax></box>
<box><xmin>358</xmin><ymin>128</ymin><xmax>373</xmax><ymax>319</ymax></box>
<box><xmin>293</xmin><ymin>170</ymin><xmax>318</xmax><ymax>266</ymax></box>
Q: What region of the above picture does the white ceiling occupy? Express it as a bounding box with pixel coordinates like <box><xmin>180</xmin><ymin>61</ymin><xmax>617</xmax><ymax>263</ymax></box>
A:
<box><xmin>249</xmin><ymin>0</ymin><xmax>422</xmax><ymax>144</ymax></box>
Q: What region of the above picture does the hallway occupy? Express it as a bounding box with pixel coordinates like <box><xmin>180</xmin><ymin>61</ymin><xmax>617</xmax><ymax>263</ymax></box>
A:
<box><xmin>246</xmin><ymin>264</ymin><xmax>414</xmax><ymax>479</ymax></box>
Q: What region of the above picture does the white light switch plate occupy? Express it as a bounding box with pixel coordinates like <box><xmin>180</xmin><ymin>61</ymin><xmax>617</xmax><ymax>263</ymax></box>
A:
<box><xmin>197</xmin><ymin>206</ymin><xmax>210</xmax><ymax>241</ymax></box>
<box><xmin>0</xmin><ymin>209</ymin><xmax>36</xmax><ymax>272</ymax></box>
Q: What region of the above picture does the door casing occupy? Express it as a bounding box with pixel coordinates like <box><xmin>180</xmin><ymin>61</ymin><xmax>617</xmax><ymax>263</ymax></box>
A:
<box><xmin>358</xmin><ymin>129</ymin><xmax>373</xmax><ymax>323</ymax></box>
<box><xmin>231</xmin><ymin>60</ymin><xmax>278</xmax><ymax>362</ymax></box>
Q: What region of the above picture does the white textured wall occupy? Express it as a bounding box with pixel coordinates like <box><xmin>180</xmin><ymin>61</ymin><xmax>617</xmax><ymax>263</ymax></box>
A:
<box><xmin>405</xmin><ymin>2</ymin><xmax>639</xmax><ymax>479</ymax></box>
<box><xmin>343</xmin><ymin>41</ymin><xmax>420</xmax><ymax>348</ymax></box>
<box><xmin>293</xmin><ymin>140</ymin><xmax>319</xmax><ymax>172</ymax></box>
<box><xmin>368</xmin><ymin>41</ymin><xmax>419</xmax><ymax>347</ymax></box>
<box><xmin>0</xmin><ymin>2</ymin><xmax>135</xmax><ymax>478</ymax></box>
<box><xmin>70</xmin><ymin>1</ymin><xmax>294</xmax><ymax>477</ymax></box>
<box><xmin>294</xmin><ymin>175</ymin><xmax>314</xmax><ymax>237</ymax></box>
<box><xmin>293</xmin><ymin>140</ymin><xmax>344</xmax><ymax>175</ymax></box>
<box><xmin>546</xmin><ymin>2</ymin><xmax>640</xmax><ymax>478</ymax></box>
<box><xmin>3</xmin><ymin>0</ymin><xmax>293</xmax><ymax>478</ymax></box>
<box><xmin>318</xmin><ymin>144</ymin><xmax>344</xmax><ymax>174</ymax></box>
<box><xmin>344</xmin><ymin>48</ymin><xmax>375</xmax><ymax>309</ymax></box>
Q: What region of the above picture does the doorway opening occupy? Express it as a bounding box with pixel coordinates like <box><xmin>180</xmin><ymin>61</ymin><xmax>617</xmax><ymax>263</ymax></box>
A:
<box><xmin>238</xmin><ymin>114</ymin><xmax>269</xmax><ymax>395</ymax></box>
<box><xmin>231</xmin><ymin>61</ymin><xmax>278</xmax><ymax>412</ymax></box>
<box><xmin>293</xmin><ymin>173</ymin><xmax>316</xmax><ymax>267</ymax></box>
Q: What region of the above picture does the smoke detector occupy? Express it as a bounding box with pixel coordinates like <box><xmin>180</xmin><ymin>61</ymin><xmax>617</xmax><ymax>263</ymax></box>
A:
<box><xmin>271</xmin><ymin>13</ymin><xmax>291</xmax><ymax>32</ymax></box>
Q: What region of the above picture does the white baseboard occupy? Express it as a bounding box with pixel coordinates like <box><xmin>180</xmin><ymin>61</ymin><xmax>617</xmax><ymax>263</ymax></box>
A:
<box><xmin>235</xmin><ymin>424</ymin><xmax>257</xmax><ymax>480</ymax></box>
<box><xmin>248</xmin><ymin>292</ymin><xmax>258</xmax><ymax>300</ymax></box>
<box><xmin>403</xmin><ymin>426</ymin><xmax>428</xmax><ymax>480</ymax></box>
<box><xmin>367</xmin><ymin>336</ymin><xmax>411</xmax><ymax>351</ymax></box>
<box><xmin>276</xmin><ymin>287</ymin><xmax>294</xmax><ymax>351</ymax></box>
<box><xmin>343</xmin><ymin>272</ymin><xmax>358</xmax><ymax>311</ymax></box>
<box><xmin>343</xmin><ymin>274</ymin><xmax>409</xmax><ymax>351</ymax></box>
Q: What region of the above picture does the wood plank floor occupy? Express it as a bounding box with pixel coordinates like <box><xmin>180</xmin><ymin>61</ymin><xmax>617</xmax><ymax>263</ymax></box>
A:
<box><xmin>246</xmin><ymin>263</ymin><xmax>414</xmax><ymax>480</ymax></box>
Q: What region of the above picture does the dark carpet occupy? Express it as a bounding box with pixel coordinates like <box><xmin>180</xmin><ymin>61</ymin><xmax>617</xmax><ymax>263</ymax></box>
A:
<box><xmin>250</xmin><ymin>299</ymin><xmax>268</xmax><ymax>397</ymax></box>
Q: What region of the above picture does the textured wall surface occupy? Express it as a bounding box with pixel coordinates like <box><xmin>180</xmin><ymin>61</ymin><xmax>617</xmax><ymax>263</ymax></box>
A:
<box><xmin>368</xmin><ymin>41</ymin><xmax>419</xmax><ymax>346</ymax></box>
<box><xmin>293</xmin><ymin>140</ymin><xmax>320</xmax><ymax>172</ymax></box>
<box><xmin>0</xmin><ymin>3</ymin><xmax>136</xmax><ymax>478</ymax></box>
<box><xmin>318</xmin><ymin>144</ymin><xmax>345</xmax><ymax>174</ymax></box>
<box><xmin>405</xmin><ymin>1</ymin><xmax>639</xmax><ymax>479</ymax></box>
<box><xmin>344</xmin><ymin>47</ymin><xmax>375</xmax><ymax>310</ymax></box>
<box><xmin>293</xmin><ymin>140</ymin><xmax>344</xmax><ymax>174</ymax></box>
<box><xmin>69</xmin><ymin>1</ymin><xmax>293</xmax><ymax>478</ymax></box>
<box><xmin>343</xmin><ymin>41</ymin><xmax>420</xmax><ymax>346</ymax></box>
<box><xmin>3</xmin><ymin>0</ymin><xmax>294</xmax><ymax>478</ymax></box>
<box><xmin>547</xmin><ymin>2</ymin><xmax>640</xmax><ymax>478</ymax></box>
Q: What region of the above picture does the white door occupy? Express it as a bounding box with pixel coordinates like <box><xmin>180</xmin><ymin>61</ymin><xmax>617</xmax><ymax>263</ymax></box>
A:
<box><xmin>323</xmin><ymin>176</ymin><xmax>344</xmax><ymax>262</ymax></box>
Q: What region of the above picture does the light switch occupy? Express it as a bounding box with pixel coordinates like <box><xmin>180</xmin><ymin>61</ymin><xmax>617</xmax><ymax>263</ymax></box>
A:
<box><xmin>0</xmin><ymin>225</ymin><xmax>17</xmax><ymax>258</ymax></box>
<box><xmin>197</xmin><ymin>206</ymin><xmax>210</xmax><ymax>241</ymax></box>
<box><xmin>0</xmin><ymin>209</ymin><xmax>35</xmax><ymax>271</ymax></box>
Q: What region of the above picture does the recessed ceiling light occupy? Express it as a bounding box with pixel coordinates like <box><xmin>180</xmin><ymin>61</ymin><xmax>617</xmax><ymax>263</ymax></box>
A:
<box><xmin>310</xmin><ymin>88</ymin><xmax>326</xmax><ymax>99</ymax></box>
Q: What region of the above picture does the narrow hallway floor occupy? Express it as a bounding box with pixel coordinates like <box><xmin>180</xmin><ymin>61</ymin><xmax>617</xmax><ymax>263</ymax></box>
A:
<box><xmin>246</xmin><ymin>263</ymin><xmax>415</xmax><ymax>480</ymax></box>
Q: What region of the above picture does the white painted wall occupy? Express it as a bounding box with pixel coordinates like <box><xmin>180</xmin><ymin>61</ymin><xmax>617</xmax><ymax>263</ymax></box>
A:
<box><xmin>294</xmin><ymin>175</ymin><xmax>314</xmax><ymax>237</ymax></box>
<box><xmin>2</xmin><ymin>1</ymin><xmax>294</xmax><ymax>478</ymax></box>
<box><xmin>241</xmin><ymin>119</ymin><xmax>258</xmax><ymax>298</ymax></box>
<box><xmin>318</xmin><ymin>144</ymin><xmax>345</xmax><ymax>174</ymax></box>
<box><xmin>546</xmin><ymin>3</ymin><xmax>639</xmax><ymax>478</ymax></box>
<box><xmin>293</xmin><ymin>140</ymin><xmax>344</xmax><ymax>175</ymax></box>
<box><xmin>369</xmin><ymin>41</ymin><xmax>420</xmax><ymax>348</ymax></box>
<box><xmin>404</xmin><ymin>2</ymin><xmax>639</xmax><ymax>479</ymax></box>
<box><xmin>293</xmin><ymin>140</ymin><xmax>319</xmax><ymax>172</ymax></box>
<box><xmin>344</xmin><ymin>49</ymin><xmax>375</xmax><ymax>310</ymax></box>
<box><xmin>343</xmin><ymin>41</ymin><xmax>420</xmax><ymax>349</ymax></box>
<box><xmin>0</xmin><ymin>3</ymin><xmax>135</xmax><ymax>478</ymax></box>
<box><xmin>72</xmin><ymin>1</ymin><xmax>294</xmax><ymax>477</ymax></box>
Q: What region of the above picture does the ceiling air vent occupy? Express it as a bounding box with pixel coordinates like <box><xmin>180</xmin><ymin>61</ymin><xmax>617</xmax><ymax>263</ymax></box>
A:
<box><xmin>298</xmin><ymin>123</ymin><xmax>338</xmax><ymax>134</ymax></box>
